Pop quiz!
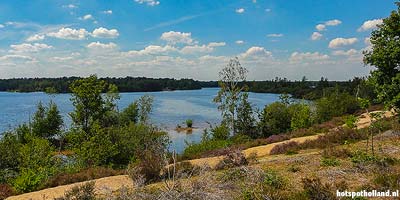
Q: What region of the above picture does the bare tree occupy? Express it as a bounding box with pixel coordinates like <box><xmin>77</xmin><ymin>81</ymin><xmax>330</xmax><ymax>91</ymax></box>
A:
<box><xmin>213</xmin><ymin>57</ymin><xmax>248</xmax><ymax>134</ymax></box>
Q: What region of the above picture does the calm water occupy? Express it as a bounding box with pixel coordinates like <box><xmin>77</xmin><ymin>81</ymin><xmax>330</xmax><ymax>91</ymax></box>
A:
<box><xmin>0</xmin><ymin>88</ymin><xmax>281</xmax><ymax>153</ymax></box>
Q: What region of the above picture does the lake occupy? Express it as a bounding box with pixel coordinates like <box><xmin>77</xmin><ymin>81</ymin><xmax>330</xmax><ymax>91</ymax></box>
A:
<box><xmin>0</xmin><ymin>88</ymin><xmax>281</xmax><ymax>153</ymax></box>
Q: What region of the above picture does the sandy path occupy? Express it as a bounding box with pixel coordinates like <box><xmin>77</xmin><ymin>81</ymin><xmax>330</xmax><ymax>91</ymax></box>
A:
<box><xmin>6</xmin><ymin>175</ymin><xmax>132</xmax><ymax>200</ymax></box>
<box><xmin>8</xmin><ymin>110</ymin><xmax>395</xmax><ymax>200</ymax></box>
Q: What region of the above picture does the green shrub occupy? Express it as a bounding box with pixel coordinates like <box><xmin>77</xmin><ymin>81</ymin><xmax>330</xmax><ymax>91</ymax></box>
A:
<box><xmin>302</xmin><ymin>177</ymin><xmax>335</xmax><ymax>200</ymax></box>
<box><xmin>344</xmin><ymin>115</ymin><xmax>358</xmax><ymax>128</ymax></box>
<box><xmin>185</xmin><ymin>119</ymin><xmax>193</xmax><ymax>128</ymax></box>
<box><xmin>263</xmin><ymin>170</ymin><xmax>285</xmax><ymax>189</ymax></box>
<box><xmin>13</xmin><ymin>168</ymin><xmax>48</xmax><ymax>193</ymax></box>
<box><xmin>320</xmin><ymin>157</ymin><xmax>340</xmax><ymax>167</ymax></box>
<box><xmin>182</xmin><ymin>140</ymin><xmax>231</xmax><ymax>160</ymax></box>
<box><xmin>211</xmin><ymin>124</ymin><xmax>230</xmax><ymax>140</ymax></box>
<box><xmin>55</xmin><ymin>181</ymin><xmax>95</xmax><ymax>200</ymax></box>
<box><xmin>350</xmin><ymin>151</ymin><xmax>378</xmax><ymax>164</ymax></box>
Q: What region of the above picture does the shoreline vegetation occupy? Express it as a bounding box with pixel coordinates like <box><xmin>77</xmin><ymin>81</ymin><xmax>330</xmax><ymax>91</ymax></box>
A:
<box><xmin>0</xmin><ymin>76</ymin><xmax>372</xmax><ymax>100</ymax></box>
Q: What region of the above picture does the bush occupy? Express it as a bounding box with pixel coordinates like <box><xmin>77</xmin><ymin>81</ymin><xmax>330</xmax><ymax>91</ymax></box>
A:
<box><xmin>215</xmin><ymin>150</ymin><xmax>248</xmax><ymax>170</ymax></box>
<box><xmin>259</xmin><ymin>102</ymin><xmax>292</xmax><ymax>136</ymax></box>
<box><xmin>263</xmin><ymin>170</ymin><xmax>285</xmax><ymax>189</ymax></box>
<box><xmin>321</xmin><ymin>147</ymin><xmax>352</xmax><ymax>159</ymax></box>
<box><xmin>0</xmin><ymin>184</ymin><xmax>14</xmax><ymax>200</ymax></box>
<box><xmin>185</xmin><ymin>119</ymin><xmax>193</xmax><ymax>128</ymax></box>
<box><xmin>302</xmin><ymin>177</ymin><xmax>335</xmax><ymax>200</ymax></box>
<box><xmin>55</xmin><ymin>181</ymin><xmax>96</xmax><ymax>200</ymax></box>
<box><xmin>182</xmin><ymin>140</ymin><xmax>231</xmax><ymax>160</ymax></box>
<box><xmin>13</xmin><ymin>168</ymin><xmax>49</xmax><ymax>193</ymax></box>
<box><xmin>344</xmin><ymin>115</ymin><xmax>358</xmax><ymax>128</ymax></box>
<box><xmin>269</xmin><ymin>141</ymin><xmax>300</xmax><ymax>155</ymax></box>
<box><xmin>373</xmin><ymin>171</ymin><xmax>400</xmax><ymax>190</ymax></box>
<box><xmin>320</xmin><ymin>157</ymin><xmax>340</xmax><ymax>167</ymax></box>
<box><xmin>211</xmin><ymin>124</ymin><xmax>230</xmax><ymax>140</ymax></box>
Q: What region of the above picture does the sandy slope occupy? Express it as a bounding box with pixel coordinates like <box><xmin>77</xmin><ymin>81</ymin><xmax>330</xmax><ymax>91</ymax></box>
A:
<box><xmin>7</xmin><ymin>110</ymin><xmax>395</xmax><ymax>200</ymax></box>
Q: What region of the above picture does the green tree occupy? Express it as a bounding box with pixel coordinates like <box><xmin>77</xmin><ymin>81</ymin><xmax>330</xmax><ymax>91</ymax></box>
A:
<box><xmin>213</xmin><ymin>57</ymin><xmax>248</xmax><ymax>134</ymax></box>
<box><xmin>259</xmin><ymin>102</ymin><xmax>291</xmax><ymax>136</ymax></box>
<box><xmin>119</xmin><ymin>102</ymin><xmax>139</xmax><ymax>125</ymax></box>
<box><xmin>290</xmin><ymin>103</ymin><xmax>312</xmax><ymax>130</ymax></box>
<box><xmin>69</xmin><ymin>75</ymin><xmax>118</xmax><ymax>134</ymax></box>
<box><xmin>363</xmin><ymin>2</ymin><xmax>400</xmax><ymax>116</ymax></box>
<box><xmin>137</xmin><ymin>95</ymin><xmax>154</xmax><ymax>124</ymax></box>
<box><xmin>235</xmin><ymin>93</ymin><xmax>257</xmax><ymax>138</ymax></box>
<box><xmin>31</xmin><ymin>102</ymin><xmax>63</xmax><ymax>139</ymax></box>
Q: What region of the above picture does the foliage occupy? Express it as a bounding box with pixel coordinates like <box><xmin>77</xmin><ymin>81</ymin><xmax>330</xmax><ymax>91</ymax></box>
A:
<box><xmin>69</xmin><ymin>75</ymin><xmax>118</xmax><ymax>134</ymax></box>
<box><xmin>182</xmin><ymin>139</ymin><xmax>232</xmax><ymax>160</ymax></box>
<box><xmin>0</xmin><ymin>132</ymin><xmax>21</xmax><ymax>171</ymax></box>
<box><xmin>119</xmin><ymin>102</ymin><xmax>139</xmax><ymax>126</ymax></box>
<box><xmin>302</xmin><ymin>177</ymin><xmax>335</xmax><ymax>200</ymax></box>
<box><xmin>137</xmin><ymin>95</ymin><xmax>154</xmax><ymax>124</ymax></box>
<box><xmin>259</xmin><ymin>102</ymin><xmax>291</xmax><ymax>136</ymax></box>
<box><xmin>263</xmin><ymin>170</ymin><xmax>286</xmax><ymax>189</ymax></box>
<box><xmin>363</xmin><ymin>2</ymin><xmax>400</xmax><ymax>114</ymax></box>
<box><xmin>185</xmin><ymin>119</ymin><xmax>193</xmax><ymax>128</ymax></box>
<box><xmin>31</xmin><ymin>101</ymin><xmax>63</xmax><ymax>139</ymax></box>
<box><xmin>235</xmin><ymin>93</ymin><xmax>257</xmax><ymax>137</ymax></box>
<box><xmin>344</xmin><ymin>115</ymin><xmax>358</xmax><ymax>128</ymax></box>
<box><xmin>315</xmin><ymin>90</ymin><xmax>359</xmax><ymax>123</ymax></box>
<box><xmin>213</xmin><ymin>57</ymin><xmax>248</xmax><ymax>134</ymax></box>
<box><xmin>290</xmin><ymin>102</ymin><xmax>313</xmax><ymax>130</ymax></box>
<box><xmin>320</xmin><ymin>157</ymin><xmax>340</xmax><ymax>167</ymax></box>
<box><xmin>55</xmin><ymin>181</ymin><xmax>96</xmax><ymax>200</ymax></box>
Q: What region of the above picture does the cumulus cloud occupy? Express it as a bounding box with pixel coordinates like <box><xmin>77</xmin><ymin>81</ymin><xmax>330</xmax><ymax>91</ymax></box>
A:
<box><xmin>316</xmin><ymin>24</ymin><xmax>326</xmax><ymax>31</ymax></box>
<box><xmin>47</xmin><ymin>28</ymin><xmax>90</xmax><ymax>40</ymax></box>
<box><xmin>310</xmin><ymin>32</ymin><xmax>323</xmax><ymax>40</ymax></box>
<box><xmin>358</xmin><ymin>19</ymin><xmax>383</xmax><ymax>32</ymax></box>
<box><xmin>240</xmin><ymin>46</ymin><xmax>272</xmax><ymax>59</ymax></box>
<box><xmin>267</xmin><ymin>33</ymin><xmax>283</xmax><ymax>37</ymax></box>
<box><xmin>328</xmin><ymin>38</ymin><xmax>358</xmax><ymax>48</ymax></box>
<box><xmin>364</xmin><ymin>37</ymin><xmax>371</xmax><ymax>46</ymax></box>
<box><xmin>125</xmin><ymin>45</ymin><xmax>177</xmax><ymax>56</ymax></box>
<box><xmin>0</xmin><ymin>54</ymin><xmax>34</xmax><ymax>61</ymax></box>
<box><xmin>236</xmin><ymin>8</ymin><xmax>245</xmax><ymax>14</ymax></box>
<box><xmin>331</xmin><ymin>49</ymin><xmax>358</xmax><ymax>56</ymax></box>
<box><xmin>26</xmin><ymin>34</ymin><xmax>45</xmax><ymax>42</ymax></box>
<box><xmin>135</xmin><ymin>0</ymin><xmax>160</xmax><ymax>6</ymax></box>
<box><xmin>92</xmin><ymin>27</ymin><xmax>119</xmax><ymax>38</ymax></box>
<box><xmin>102</xmin><ymin>10</ymin><xmax>113</xmax><ymax>15</ymax></box>
<box><xmin>87</xmin><ymin>42</ymin><xmax>117</xmax><ymax>50</ymax></box>
<box><xmin>316</xmin><ymin>19</ymin><xmax>342</xmax><ymax>31</ymax></box>
<box><xmin>161</xmin><ymin>31</ymin><xmax>195</xmax><ymax>44</ymax></box>
<box><xmin>235</xmin><ymin>40</ymin><xmax>245</xmax><ymax>45</ymax></box>
<box><xmin>80</xmin><ymin>14</ymin><xmax>94</xmax><ymax>21</ymax></box>
<box><xmin>10</xmin><ymin>43</ymin><xmax>52</xmax><ymax>53</ymax></box>
<box><xmin>325</xmin><ymin>19</ymin><xmax>342</xmax><ymax>26</ymax></box>
<box><xmin>290</xmin><ymin>52</ymin><xmax>329</xmax><ymax>63</ymax></box>
<box><xmin>180</xmin><ymin>42</ymin><xmax>225</xmax><ymax>54</ymax></box>
<box><xmin>0</xmin><ymin>24</ymin><xmax>4</xmax><ymax>28</ymax></box>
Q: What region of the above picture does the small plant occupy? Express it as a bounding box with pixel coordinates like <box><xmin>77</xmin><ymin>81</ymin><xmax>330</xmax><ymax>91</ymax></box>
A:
<box><xmin>320</xmin><ymin>157</ymin><xmax>340</xmax><ymax>167</ymax></box>
<box><xmin>263</xmin><ymin>170</ymin><xmax>286</xmax><ymax>189</ymax></box>
<box><xmin>55</xmin><ymin>181</ymin><xmax>96</xmax><ymax>200</ymax></box>
<box><xmin>215</xmin><ymin>150</ymin><xmax>248</xmax><ymax>170</ymax></box>
<box><xmin>302</xmin><ymin>177</ymin><xmax>335</xmax><ymax>200</ymax></box>
<box><xmin>344</xmin><ymin>115</ymin><xmax>358</xmax><ymax>128</ymax></box>
<box><xmin>185</xmin><ymin>119</ymin><xmax>193</xmax><ymax>128</ymax></box>
<box><xmin>287</xmin><ymin>165</ymin><xmax>301</xmax><ymax>173</ymax></box>
<box><xmin>350</xmin><ymin>150</ymin><xmax>377</xmax><ymax>164</ymax></box>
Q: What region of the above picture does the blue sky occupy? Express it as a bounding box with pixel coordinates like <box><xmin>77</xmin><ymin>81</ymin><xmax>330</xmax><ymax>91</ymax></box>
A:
<box><xmin>0</xmin><ymin>0</ymin><xmax>397</xmax><ymax>80</ymax></box>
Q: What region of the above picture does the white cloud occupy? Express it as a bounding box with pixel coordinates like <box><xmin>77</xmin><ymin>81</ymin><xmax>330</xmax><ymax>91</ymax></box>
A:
<box><xmin>267</xmin><ymin>33</ymin><xmax>283</xmax><ymax>37</ymax></box>
<box><xmin>236</xmin><ymin>8</ymin><xmax>245</xmax><ymax>14</ymax></box>
<box><xmin>364</xmin><ymin>37</ymin><xmax>371</xmax><ymax>46</ymax></box>
<box><xmin>310</xmin><ymin>32</ymin><xmax>323</xmax><ymax>40</ymax></box>
<box><xmin>290</xmin><ymin>52</ymin><xmax>329</xmax><ymax>63</ymax></box>
<box><xmin>87</xmin><ymin>42</ymin><xmax>117</xmax><ymax>50</ymax></box>
<box><xmin>26</xmin><ymin>34</ymin><xmax>45</xmax><ymax>42</ymax></box>
<box><xmin>0</xmin><ymin>24</ymin><xmax>4</xmax><ymax>28</ymax></box>
<box><xmin>80</xmin><ymin>14</ymin><xmax>94</xmax><ymax>21</ymax></box>
<box><xmin>160</xmin><ymin>31</ymin><xmax>195</xmax><ymax>44</ymax></box>
<box><xmin>265</xmin><ymin>8</ymin><xmax>271</xmax><ymax>12</ymax></box>
<box><xmin>332</xmin><ymin>49</ymin><xmax>358</xmax><ymax>56</ymax></box>
<box><xmin>0</xmin><ymin>54</ymin><xmax>34</xmax><ymax>61</ymax></box>
<box><xmin>328</xmin><ymin>37</ymin><xmax>358</xmax><ymax>48</ymax></box>
<box><xmin>316</xmin><ymin>24</ymin><xmax>326</xmax><ymax>31</ymax></box>
<box><xmin>125</xmin><ymin>45</ymin><xmax>178</xmax><ymax>56</ymax></box>
<box><xmin>134</xmin><ymin>0</ymin><xmax>160</xmax><ymax>6</ymax></box>
<box><xmin>47</xmin><ymin>28</ymin><xmax>90</xmax><ymax>40</ymax></box>
<box><xmin>207</xmin><ymin>42</ymin><xmax>226</xmax><ymax>47</ymax></box>
<box><xmin>252</xmin><ymin>0</ymin><xmax>257</xmax><ymax>3</ymax></box>
<box><xmin>63</xmin><ymin>4</ymin><xmax>77</xmax><ymax>9</ymax></box>
<box><xmin>180</xmin><ymin>42</ymin><xmax>225</xmax><ymax>54</ymax></box>
<box><xmin>325</xmin><ymin>19</ymin><xmax>342</xmax><ymax>26</ymax></box>
<box><xmin>316</xmin><ymin>19</ymin><xmax>342</xmax><ymax>31</ymax></box>
<box><xmin>102</xmin><ymin>10</ymin><xmax>113</xmax><ymax>15</ymax></box>
<box><xmin>358</xmin><ymin>19</ymin><xmax>383</xmax><ymax>32</ymax></box>
<box><xmin>241</xmin><ymin>46</ymin><xmax>272</xmax><ymax>59</ymax></box>
<box><xmin>92</xmin><ymin>27</ymin><xmax>119</xmax><ymax>38</ymax></box>
<box><xmin>10</xmin><ymin>43</ymin><xmax>52</xmax><ymax>53</ymax></box>
<box><xmin>235</xmin><ymin>40</ymin><xmax>245</xmax><ymax>45</ymax></box>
